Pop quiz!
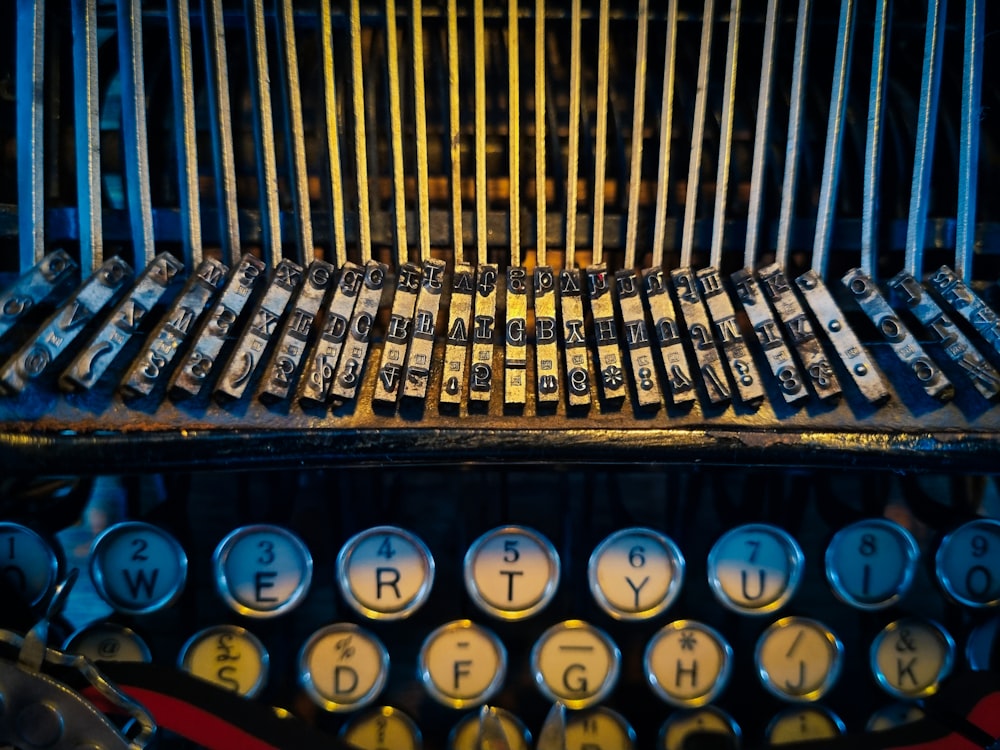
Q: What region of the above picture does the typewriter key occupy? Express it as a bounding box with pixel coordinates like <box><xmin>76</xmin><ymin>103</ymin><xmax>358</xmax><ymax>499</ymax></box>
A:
<box><xmin>825</xmin><ymin>519</ymin><xmax>919</xmax><ymax>609</ymax></box>
<box><xmin>765</xmin><ymin>706</ymin><xmax>845</xmax><ymax>745</ymax></box>
<box><xmin>564</xmin><ymin>707</ymin><xmax>635</xmax><ymax>750</ymax></box>
<box><xmin>866</xmin><ymin>703</ymin><xmax>925</xmax><ymax>732</ymax></box>
<box><xmin>658</xmin><ymin>707</ymin><xmax>741</xmax><ymax>750</ymax></box>
<box><xmin>449</xmin><ymin>707</ymin><xmax>530</xmax><ymax>750</ymax></box>
<box><xmin>935</xmin><ymin>518</ymin><xmax>1000</xmax><ymax>608</ymax></box>
<box><xmin>870</xmin><ymin>618</ymin><xmax>954</xmax><ymax>699</ymax></box>
<box><xmin>707</xmin><ymin>524</ymin><xmax>804</xmax><ymax>615</ymax></box>
<box><xmin>178</xmin><ymin>624</ymin><xmax>269</xmax><ymax>698</ymax></box>
<box><xmin>418</xmin><ymin>620</ymin><xmax>507</xmax><ymax>709</ymax></box>
<box><xmin>340</xmin><ymin>706</ymin><xmax>422</xmax><ymax>750</ymax></box>
<box><xmin>965</xmin><ymin>616</ymin><xmax>1000</xmax><ymax>670</ymax></box>
<box><xmin>213</xmin><ymin>524</ymin><xmax>313</xmax><ymax>617</ymax></box>
<box><xmin>464</xmin><ymin>525</ymin><xmax>560</xmax><ymax>620</ymax></box>
<box><xmin>645</xmin><ymin>620</ymin><xmax>732</xmax><ymax>708</ymax></box>
<box><xmin>530</xmin><ymin>620</ymin><xmax>620</xmax><ymax>709</ymax></box>
<box><xmin>89</xmin><ymin>521</ymin><xmax>187</xmax><ymax>615</ymax></box>
<box><xmin>0</xmin><ymin>522</ymin><xmax>58</xmax><ymax>607</ymax></box>
<box><xmin>755</xmin><ymin>617</ymin><xmax>843</xmax><ymax>702</ymax></box>
<box><xmin>299</xmin><ymin>623</ymin><xmax>389</xmax><ymax>712</ymax></box>
<box><xmin>588</xmin><ymin>527</ymin><xmax>685</xmax><ymax>620</ymax></box>
<box><xmin>337</xmin><ymin>526</ymin><xmax>435</xmax><ymax>620</ymax></box>
<box><xmin>64</xmin><ymin>622</ymin><xmax>152</xmax><ymax>663</ymax></box>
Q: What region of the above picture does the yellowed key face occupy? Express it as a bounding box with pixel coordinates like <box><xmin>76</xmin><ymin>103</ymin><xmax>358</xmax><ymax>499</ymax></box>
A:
<box><xmin>179</xmin><ymin>625</ymin><xmax>268</xmax><ymax>698</ymax></box>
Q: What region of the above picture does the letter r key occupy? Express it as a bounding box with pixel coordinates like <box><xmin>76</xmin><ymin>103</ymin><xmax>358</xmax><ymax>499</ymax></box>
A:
<box><xmin>337</xmin><ymin>526</ymin><xmax>435</xmax><ymax>620</ymax></box>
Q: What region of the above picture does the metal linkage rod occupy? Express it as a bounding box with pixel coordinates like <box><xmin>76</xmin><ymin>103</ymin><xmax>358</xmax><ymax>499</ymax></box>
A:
<box><xmin>650</xmin><ymin>0</ymin><xmax>679</xmax><ymax>270</ymax></box>
<box><xmin>474</xmin><ymin>0</ymin><xmax>488</xmax><ymax>266</ymax></box>
<box><xmin>350</xmin><ymin>0</ymin><xmax>374</xmax><ymax>263</ymax></box>
<box><xmin>564</xmin><ymin>0</ymin><xmax>582</xmax><ymax>267</ymax></box>
<box><xmin>116</xmin><ymin>0</ymin><xmax>156</xmax><ymax>267</ymax></box>
<box><xmin>709</xmin><ymin>0</ymin><xmax>741</xmax><ymax>269</ymax></box>
<box><xmin>744</xmin><ymin>0</ymin><xmax>779</xmax><ymax>270</ymax></box>
<box><xmin>861</xmin><ymin>0</ymin><xmax>891</xmax><ymax>277</ymax></box>
<box><xmin>244</xmin><ymin>0</ymin><xmax>283</xmax><ymax>266</ymax></box>
<box><xmin>591</xmin><ymin>0</ymin><xmax>611</xmax><ymax>265</ymax></box>
<box><xmin>623</xmin><ymin>0</ymin><xmax>649</xmax><ymax>271</ymax></box>
<box><xmin>904</xmin><ymin>0</ymin><xmax>946</xmax><ymax>277</ymax></box>
<box><xmin>17</xmin><ymin>0</ymin><xmax>45</xmax><ymax>270</ymax></box>
<box><xmin>811</xmin><ymin>0</ymin><xmax>856</xmax><ymax>279</ymax></box>
<box><xmin>679</xmin><ymin>0</ymin><xmax>715</xmax><ymax>268</ymax></box>
<box><xmin>775</xmin><ymin>0</ymin><xmax>811</xmax><ymax>269</ymax></box>
<box><xmin>535</xmin><ymin>0</ymin><xmax>547</xmax><ymax>266</ymax></box>
<box><xmin>956</xmin><ymin>0</ymin><xmax>984</xmax><ymax>280</ymax></box>
<box><xmin>412</xmin><ymin>0</ymin><xmax>432</xmax><ymax>263</ymax></box>
<box><xmin>71</xmin><ymin>0</ymin><xmax>101</xmax><ymax>273</ymax></box>
<box><xmin>276</xmin><ymin>0</ymin><xmax>315</xmax><ymax>266</ymax></box>
<box><xmin>166</xmin><ymin>0</ymin><xmax>203</xmax><ymax>267</ymax></box>
<box><xmin>202</xmin><ymin>0</ymin><xmax>240</xmax><ymax>265</ymax></box>
<box><xmin>508</xmin><ymin>0</ymin><xmax>522</xmax><ymax>268</ymax></box>
<box><xmin>447</xmin><ymin>0</ymin><xmax>464</xmax><ymax>263</ymax></box>
<box><xmin>384</xmin><ymin>0</ymin><xmax>409</xmax><ymax>267</ymax></box>
<box><xmin>319</xmin><ymin>0</ymin><xmax>347</xmax><ymax>267</ymax></box>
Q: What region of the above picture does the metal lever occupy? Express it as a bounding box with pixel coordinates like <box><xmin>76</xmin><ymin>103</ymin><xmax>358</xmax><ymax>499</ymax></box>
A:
<box><xmin>0</xmin><ymin>571</ymin><xmax>156</xmax><ymax>750</ymax></box>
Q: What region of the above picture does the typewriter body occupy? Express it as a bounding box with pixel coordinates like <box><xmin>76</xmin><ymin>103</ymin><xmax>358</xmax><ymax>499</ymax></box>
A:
<box><xmin>0</xmin><ymin>0</ymin><xmax>998</xmax><ymax>748</ymax></box>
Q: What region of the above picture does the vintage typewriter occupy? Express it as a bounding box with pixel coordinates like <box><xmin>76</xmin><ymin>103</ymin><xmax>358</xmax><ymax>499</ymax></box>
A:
<box><xmin>0</xmin><ymin>0</ymin><xmax>998</xmax><ymax>748</ymax></box>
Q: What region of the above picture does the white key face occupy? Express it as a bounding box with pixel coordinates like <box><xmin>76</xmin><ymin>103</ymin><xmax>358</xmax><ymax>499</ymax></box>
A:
<box><xmin>825</xmin><ymin>520</ymin><xmax>919</xmax><ymax>609</ymax></box>
<box><xmin>299</xmin><ymin>623</ymin><xmax>389</xmax><ymax>712</ymax></box>
<box><xmin>0</xmin><ymin>523</ymin><xmax>57</xmax><ymax>606</ymax></box>
<box><xmin>341</xmin><ymin>707</ymin><xmax>422</xmax><ymax>750</ymax></box>
<box><xmin>531</xmin><ymin>620</ymin><xmax>620</xmax><ymax>709</ymax></box>
<box><xmin>449</xmin><ymin>708</ymin><xmax>530</xmax><ymax>750</ymax></box>
<box><xmin>645</xmin><ymin>621</ymin><xmax>732</xmax><ymax>707</ymax></box>
<box><xmin>179</xmin><ymin>625</ymin><xmax>268</xmax><ymax>698</ymax></box>
<box><xmin>867</xmin><ymin>703</ymin><xmax>925</xmax><ymax>731</ymax></box>
<box><xmin>65</xmin><ymin>623</ymin><xmax>151</xmax><ymax>663</ymax></box>
<box><xmin>870</xmin><ymin>619</ymin><xmax>954</xmax><ymax>698</ymax></box>
<box><xmin>464</xmin><ymin>526</ymin><xmax>559</xmax><ymax>619</ymax></box>
<box><xmin>89</xmin><ymin>522</ymin><xmax>187</xmax><ymax>614</ymax></box>
<box><xmin>755</xmin><ymin>617</ymin><xmax>843</xmax><ymax>702</ymax></box>
<box><xmin>419</xmin><ymin>620</ymin><xmax>506</xmax><ymax>708</ymax></box>
<box><xmin>565</xmin><ymin>708</ymin><xmax>635</xmax><ymax>750</ymax></box>
<box><xmin>589</xmin><ymin>527</ymin><xmax>685</xmax><ymax>620</ymax></box>
<box><xmin>658</xmin><ymin>707</ymin><xmax>740</xmax><ymax>750</ymax></box>
<box><xmin>214</xmin><ymin>525</ymin><xmax>312</xmax><ymax>617</ymax></box>
<box><xmin>337</xmin><ymin>526</ymin><xmax>435</xmax><ymax>619</ymax></box>
<box><xmin>935</xmin><ymin>519</ymin><xmax>1000</xmax><ymax>607</ymax></box>
<box><xmin>708</xmin><ymin>525</ymin><xmax>803</xmax><ymax>614</ymax></box>
<box><xmin>766</xmin><ymin>707</ymin><xmax>844</xmax><ymax>744</ymax></box>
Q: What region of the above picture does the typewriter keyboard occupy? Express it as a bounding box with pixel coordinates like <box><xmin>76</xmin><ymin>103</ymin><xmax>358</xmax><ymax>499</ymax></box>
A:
<box><xmin>1</xmin><ymin>467</ymin><xmax>998</xmax><ymax>749</ymax></box>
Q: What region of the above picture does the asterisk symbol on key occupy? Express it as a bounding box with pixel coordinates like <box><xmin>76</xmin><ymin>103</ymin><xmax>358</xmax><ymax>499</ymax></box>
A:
<box><xmin>602</xmin><ymin>365</ymin><xmax>624</xmax><ymax>389</ymax></box>
<box><xmin>679</xmin><ymin>631</ymin><xmax>697</xmax><ymax>651</ymax></box>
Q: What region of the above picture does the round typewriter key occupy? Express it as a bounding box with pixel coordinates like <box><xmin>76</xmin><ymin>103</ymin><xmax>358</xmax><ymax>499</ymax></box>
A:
<box><xmin>588</xmin><ymin>527</ymin><xmax>685</xmax><ymax>620</ymax></box>
<box><xmin>644</xmin><ymin>620</ymin><xmax>732</xmax><ymax>707</ymax></box>
<box><xmin>89</xmin><ymin>521</ymin><xmax>187</xmax><ymax>614</ymax></box>
<box><xmin>419</xmin><ymin>620</ymin><xmax>507</xmax><ymax>709</ymax></box>
<box><xmin>965</xmin><ymin>616</ymin><xmax>1000</xmax><ymax>670</ymax></box>
<box><xmin>464</xmin><ymin>525</ymin><xmax>560</xmax><ymax>620</ymax></box>
<box><xmin>299</xmin><ymin>623</ymin><xmax>389</xmax><ymax>712</ymax></box>
<box><xmin>449</xmin><ymin>707</ymin><xmax>531</xmax><ymax>750</ymax></box>
<box><xmin>340</xmin><ymin>706</ymin><xmax>422</xmax><ymax>750</ymax></box>
<box><xmin>707</xmin><ymin>524</ymin><xmax>803</xmax><ymax>615</ymax></box>
<box><xmin>213</xmin><ymin>525</ymin><xmax>313</xmax><ymax>617</ymax></box>
<box><xmin>337</xmin><ymin>526</ymin><xmax>435</xmax><ymax>620</ymax></box>
<box><xmin>658</xmin><ymin>707</ymin><xmax>741</xmax><ymax>750</ymax></box>
<box><xmin>755</xmin><ymin>617</ymin><xmax>843</xmax><ymax>702</ymax></box>
<box><xmin>870</xmin><ymin>618</ymin><xmax>954</xmax><ymax>699</ymax></box>
<box><xmin>765</xmin><ymin>706</ymin><xmax>844</xmax><ymax>744</ymax></box>
<box><xmin>0</xmin><ymin>522</ymin><xmax>58</xmax><ymax>606</ymax></box>
<box><xmin>565</xmin><ymin>707</ymin><xmax>635</xmax><ymax>750</ymax></box>
<box><xmin>178</xmin><ymin>624</ymin><xmax>269</xmax><ymax>698</ymax></box>
<box><xmin>825</xmin><ymin>519</ymin><xmax>919</xmax><ymax>609</ymax></box>
<box><xmin>866</xmin><ymin>703</ymin><xmax>925</xmax><ymax>731</ymax></box>
<box><xmin>64</xmin><ymin>622</ymin><xmax>152</xmax><ymax>663</ymax></box>
<box><xmin>935</xmin><ymin>518</ymin><xmax>1000</xmax><ymax>608</ymax></box>
<box><xmin>530</xmin><ymin>620</ymin><xmax>620</xmax><ymax>709</ymax></box>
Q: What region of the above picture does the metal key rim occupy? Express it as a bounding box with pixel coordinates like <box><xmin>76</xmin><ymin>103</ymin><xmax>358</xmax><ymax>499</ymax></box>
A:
<box><xmin>644</xmin><ymin>619</ymin><xmax>732</xmax><ymax>708</ymax></box>
<box><xmin>824</xmin><ymin>518</ymin><xmax>920</xmax><ymax>610</ymax></box>
<box><xmin>934</xmin><ymin>518</ymin><xmax>1000</xmax><ymax>608</ymax></box>
<box><xmin>588</xmin><ymin>526</ymin><xmax>685</xmax><ymax>621</ymax></box>
<box><xmin>418</xmin><ymin>619</ymin><xmax>507</xmax><ymax>709</ymax></box>
<box><xmin>754</xmin><ymin>616</ymin><xmax>844</xmax><ymax>703</ymax></box>
<box><xmin>298</xmin><ymin>622</ymin><xmax>389</xmax><ymax>713</ymax></box>
<box><xmin>706</xmin><ymin>524</ymin><xmax>804</xmax><ymax>616</ymax></box>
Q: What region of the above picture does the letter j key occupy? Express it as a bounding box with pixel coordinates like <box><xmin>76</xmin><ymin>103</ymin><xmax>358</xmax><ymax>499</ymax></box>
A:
<box><xmin>707</xmin><ymin>524</ymin><xmax>804</xmax><ymax>615</ymax></box>
<box><xmin>89</xmin><ymin>521</ymin><xmax>187</xmax><ymax>614</ymax></box>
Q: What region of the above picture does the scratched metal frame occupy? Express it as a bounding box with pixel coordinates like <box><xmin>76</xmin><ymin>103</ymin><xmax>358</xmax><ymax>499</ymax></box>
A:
<box><xmin>1</xmin><ymin>2</ymin><xmax>1000</xmax><ymax>473</ymax></box>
